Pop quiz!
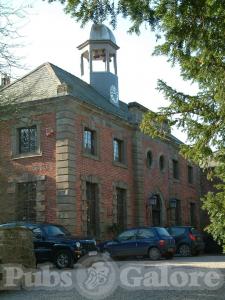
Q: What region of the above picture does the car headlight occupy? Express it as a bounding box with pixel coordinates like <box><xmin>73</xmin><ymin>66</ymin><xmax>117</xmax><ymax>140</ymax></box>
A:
<box><xmin>75</xmin><ymin>242</ymin><xmax>81</xmax><ymax>248</ymax></box>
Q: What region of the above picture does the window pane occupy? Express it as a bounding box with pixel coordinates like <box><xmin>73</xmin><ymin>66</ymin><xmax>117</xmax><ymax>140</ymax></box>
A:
<box><xmin>18</xmin><ymin>126</ymin><xmax>37</xmax><ymax>154</ymax></box>
<box><xmin>17</xmin><ymin>182</ymin><xmax>37</xmax><ymax>221</ymax></box>
<box><xmin>137</xmin><ymin>228</ymin><xmax>155</xmax><ymax>238</ymax></box>
<box><xmin>156</xmin><ymin>227</ymin><xmax>170</xmax><ymax>237</ymax></box>
<box><xmin>188</xmin><ymin>166</ymin><xmax>193</xmax><ymax>184</ymax></box>
<box><xmin>173</xmin><ymin>159</ymin><xmax>179</xmax><ymax>179</ymax></box>
<box><xmin>118</xmin><ymin>229</ymin><xmax>137</xmax><ymax>241</ymax></box>
<box><xmin>84</xmin><ymin>128</ymin><xmax>95</xmax><ymax>155</ymax></box>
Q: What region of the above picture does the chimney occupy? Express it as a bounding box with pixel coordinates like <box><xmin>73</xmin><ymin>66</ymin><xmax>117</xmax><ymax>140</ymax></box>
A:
<box><xmin>1</xmin><ymin>74</ymin><xmax>10</xmax><ymax>87</ymax></box>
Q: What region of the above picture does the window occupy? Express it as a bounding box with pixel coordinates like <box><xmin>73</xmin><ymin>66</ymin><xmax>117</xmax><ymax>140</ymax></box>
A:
<box><xmin>172</xmin><ymin>159</ymin><xmax>179</xmax><ymax>179</ymax></box>
<box><xmin>118</xmin><ymin>229</ymin><xmax>137</xmax><ymax>241</ymax></box>
<box><xmin>18</xmin><ymin>126</ymin><xmax>37</xmax><ymax>154</ymax></box>
<box><xmin>146</xmin><ymin>151</ymin><xmax>153</xmax><ymax>168</ymax></box>
<box><xmin>169</xmin><ymin>227</ymin><xmax>186</xmax><ymax>236</ymax></box>
<box><xmin>44</xmin><ymin>225</ymin><xmax>70</xmax><ymax>237</ymax></box>
<box><xmin>17</xmin><ymin>182</ymin><xmax>37</xmax><ymax>221</ymax></box>
<box><xmin>188</xmin><ymin>165</ymin><xmax>194</xmax><ymax>184</ymax></box>
<box><xmin>137</xmin><ymin>228</ymin><xmax>155</xmax><ymax>239</ymax></box>
<box><xmin>175</xmin><ymin>199</ymin><xmax>182</xmax><ymax>225</ymax></box>
<box><xmin>156</xmin><ymin>227</ymin><xmax>171</xmax><ymax>237</ymax></box>
<box><xmin>84</xmin><ymin>128</ymin><xmax>96</xmax><ymax>155</ymax></box>
<box><xmin>113</xmin><ymin>138</ymin><xmax>124</xmax><ymax>163</ymax></box>
<box><xmin>116</xmin><ymin>188</ymin><xmax>127</xmax><ymax>231</ymax></box>
<box><xmin>190</xmin><ymin>203</ymin><xmax>196</xmax><ymax>226</ymax></box>
<box><xmin>152</xmin><ymin>195</ymin><xmax>161</xmax><ymax>226</ymax></box>
<box><xmin>159</xmin><ymin>155</ymin><xmax>165</xmax><ymax>171</ymax></box>
<box><xmin>86</xmin><ymin>182</ymin><xmax>99</xmax><ymax>237</ymax></box>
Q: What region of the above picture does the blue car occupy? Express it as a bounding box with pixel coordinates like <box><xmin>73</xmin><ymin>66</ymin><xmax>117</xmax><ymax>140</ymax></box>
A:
<box><xmin>98</xmin><ymin>227</ymin><xmax>176</xmax><ymax>260</ymax></box>
<box><xmin>167</xmin><ymin>226</ymin><xmax>205</xmax><ymax>256</ymax></box>
<box><xmin>0</xmin><ymin>222</ymin><xmax>97</xmax><ymax>268</ymax></box>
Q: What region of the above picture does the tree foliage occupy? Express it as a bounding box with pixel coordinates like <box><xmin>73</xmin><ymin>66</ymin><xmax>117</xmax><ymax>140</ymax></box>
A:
<box><xmin>47</xmin><ymin>0</ymin><xmax>225</xmax><ymax>249</ymax></box>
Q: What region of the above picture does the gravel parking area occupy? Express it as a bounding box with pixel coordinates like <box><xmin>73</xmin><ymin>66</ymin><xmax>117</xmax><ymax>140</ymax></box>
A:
<box><xmin>1</xmin><ymin>255</ymin><xmax>224</xmax><ymax>300</ymax></box>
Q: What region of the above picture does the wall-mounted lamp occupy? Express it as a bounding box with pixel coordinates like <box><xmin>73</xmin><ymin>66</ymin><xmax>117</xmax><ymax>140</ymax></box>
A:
<box><xmin>148</xmin><ymin>193</ymin><xmax>158</xmax><ymax>206</ymax></box>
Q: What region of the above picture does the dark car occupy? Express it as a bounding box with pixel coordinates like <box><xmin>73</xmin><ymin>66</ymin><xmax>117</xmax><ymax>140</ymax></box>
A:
<box><xmin>98</xmin><ymin>227</ymin><xmax>176</xmax><ymax>260</ymax></box>
<box><xmin>166</xmin><ymin>226</ymin><xmax>205</xmax><ymax>256</ymax></box>
<box><xmin>0</xmin><ymin>222</ymin><xmax>97</xmax><ymax>268</ymax></box>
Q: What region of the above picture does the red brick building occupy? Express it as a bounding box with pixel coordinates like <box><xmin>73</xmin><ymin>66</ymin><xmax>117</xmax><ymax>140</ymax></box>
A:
<box><xmin>0</xmin><ymin>24</ymin><xmax>201</xmax><ymax>239</ymax></box>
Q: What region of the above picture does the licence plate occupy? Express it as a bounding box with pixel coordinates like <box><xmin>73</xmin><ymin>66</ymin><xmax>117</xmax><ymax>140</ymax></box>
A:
<box><xmin>88</xmin><ymin>251</ymin><xmax>98</xmax><ymax>256</ymax></box>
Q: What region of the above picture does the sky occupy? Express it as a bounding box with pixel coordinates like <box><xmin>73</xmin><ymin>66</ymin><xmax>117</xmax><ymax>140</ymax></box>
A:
<box><xmin>10</xmin><ymin>0</ymin><xmax>199</xmax><ymax>142</ymax></box>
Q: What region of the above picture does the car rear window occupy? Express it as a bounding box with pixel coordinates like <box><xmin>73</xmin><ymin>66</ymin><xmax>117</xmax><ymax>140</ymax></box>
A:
<box><xmin>169</xmin><ymin>227</ymin><xmax>186</xmax><ymax>236</ymax></box>
<box><xmin>156</xmin><ymin>227</ymin><xmax>171</xmax><ymax>237</ymax></box>
<box><xmin>190</xmin><ymin>228</ymin><xmax>200</xmax><ymax>235</ymax></box>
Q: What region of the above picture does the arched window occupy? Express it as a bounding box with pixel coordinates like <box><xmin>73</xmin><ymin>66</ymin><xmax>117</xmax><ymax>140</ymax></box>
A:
<box><xmin>146</xmin><ymin>151</ymin><xmax>153</xmax><ymax>168</ymax></box>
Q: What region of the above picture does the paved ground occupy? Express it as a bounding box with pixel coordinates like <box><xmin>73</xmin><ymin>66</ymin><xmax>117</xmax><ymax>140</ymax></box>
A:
<box><xmin>1</xmin><ymin>255</ymin><xmax>225</xmax><ymax>300</ymax></box>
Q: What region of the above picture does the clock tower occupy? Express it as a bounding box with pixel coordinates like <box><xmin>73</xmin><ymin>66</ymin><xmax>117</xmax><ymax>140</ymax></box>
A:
<box><xmin>77</xmin><ymin>24</ymin><xmax>119</xmax><ymax>106</ymax></box>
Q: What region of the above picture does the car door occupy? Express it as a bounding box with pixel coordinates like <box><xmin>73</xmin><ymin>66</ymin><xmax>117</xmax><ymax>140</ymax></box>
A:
<box><xmin>109</xmin><ymin>229</ymin><xmax>138</xmax><ymax>257</ymax></box>
<box><xmin>31</xmin><ymin>226</ymin><xmax>52</xmax><ymax>262</ymax></box>
<box><xmin>135</xmin><ymin>228</ymin><xmax>157</xmax><ymax>256</ymax></box>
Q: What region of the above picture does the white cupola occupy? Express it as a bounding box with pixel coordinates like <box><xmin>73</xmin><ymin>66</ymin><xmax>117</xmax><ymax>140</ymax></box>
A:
<box><xmin>77</xmin><ymin>24</ymin><xmax>120</xmax><ymax>106</ymax></box>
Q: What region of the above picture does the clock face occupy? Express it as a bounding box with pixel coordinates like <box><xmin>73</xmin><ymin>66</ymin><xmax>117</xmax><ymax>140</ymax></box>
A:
<box><xmin>110</xmin><ymin>85</ymin><xmax>119</xmax><ymax>104</ymax></box>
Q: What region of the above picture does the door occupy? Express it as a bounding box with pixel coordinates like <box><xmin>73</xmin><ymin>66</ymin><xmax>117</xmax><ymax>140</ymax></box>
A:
<box><xmin>152</xmin><ymin>195</ymin><xmax>161</xmax><ymax>226</ymax></box>
<box><xmin>136</xmin><ymin>228</ymin><xmax>157</xmax><ymax>256</ymax></box>
<box><xmin>110</xmin><ymin>229</ymin><xmax>138</xmax><ymax>257</ymax></box>
<box><xmin>86</xmin><ymin>182</ymin><xmax>99</xmax><ymax>237</ymax></box>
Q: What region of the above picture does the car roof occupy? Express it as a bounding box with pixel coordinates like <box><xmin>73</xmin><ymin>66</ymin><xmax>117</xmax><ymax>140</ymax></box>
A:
<box><xmin>0</xmin><ymin>222</ymin><xmax>67</xmax><ymax>228</ymax></box>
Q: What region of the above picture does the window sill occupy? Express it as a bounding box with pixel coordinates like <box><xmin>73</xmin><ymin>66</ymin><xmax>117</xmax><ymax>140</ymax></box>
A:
<box><xmin>12</xmin><ymin>152</ymin><xmax>42</xmax><ymax>160</ymax></box>
<box><xmin>82</xmin><ymin>152</ymin><xmax>100</xmax><ymax>161</ymax></box>
<box><xmin>113</xmin><ymin>161</ymin><xmax>128</xmax><ymax>169</ymax></box>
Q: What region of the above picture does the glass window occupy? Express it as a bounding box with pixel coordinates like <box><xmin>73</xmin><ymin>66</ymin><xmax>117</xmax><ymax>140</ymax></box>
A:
<box><xmin>17</xmin><ymin>182</ymin><xmax>37</xmax><ymax>222</ymax></box>
<box><xmin>190</xmin><ymin>203</ymin><xmax>196</xmax><ymax>226</ymax></box>
<box><xmin>44</xmin><ymin>225</ymin><xmax>71</xmax><ymax>237</ymax></box>
<box><xmin>156</xmin><ymin>227</ymin><xmax>171</xmax><ymax>237</ymax></box>
<box><xmin>118</xmin><ymin>229</ymin><xmax>137</xmax><ymax>241</ymax></box>
<box><xmin>172</xmin><ymin>159</ymin><xmax>179</xmax><ymax>179</ymax></box>
<box><xmin>188</xmin><ymin>166</ymin><xmax>194</xmax><ymax>184</ymax></box>
<box><xmin>18</xmin><ymin>126</ymin><xmax>37</xmax><ymax>154</ymax></box>
<box><xmin>170</xmin><ymin>227</ymin><xmax>186</xmax><ymax>236</ymax></box>
<box><xmin>137</xmin><ymin>228</ymin><xmax>155</xmax><ymax>239</ymax></box>
<box><xmin>159</xmin><ymin>155</ymin><xmax>165</xmax><ymax>171</ymax></box>
<box><xmin>146</xmin><ymin>151</ymin><xmax>152</xmax><ymax>168</ymax></box>
<box><xmin>116</xmin><ymin>188</ymin><xmax>127</xmax><ymax>231</ymax></box>
<box><xmin>113</xmin><ymin>138</ymin><xmax>124</xmax><ymax>163</ymax></box>
<box><xmin>84</xmin><ymin>128</ymin><xmax>96</xmax><ymax>155</ymax></box>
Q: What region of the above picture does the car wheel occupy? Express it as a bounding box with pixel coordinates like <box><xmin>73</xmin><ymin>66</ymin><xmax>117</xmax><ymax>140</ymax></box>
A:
<box><xmin>164</xmin><ymin>253</ymin><xmax>174</xmax><ymax>260</ymax></box>
<box><xmin>178</xmin><ymin>244</ymin><xmax>191</xmax><ymax>257</ymax></box>
<box><xmin>148</xmin><ymin>247</ymin><xmax>161</xmax><ymax>260</ymax></box>
<box><xmin>55</xmin><ymin>250</ymin><xmax>73</xmax><ymax>269</ymax></box>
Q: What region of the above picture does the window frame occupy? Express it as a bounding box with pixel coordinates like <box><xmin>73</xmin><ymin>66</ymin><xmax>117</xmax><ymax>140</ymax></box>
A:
<box><xmin>82</xmin><ymin>123</ymin><xmax>100</xmax><ymax>160</ymax></box>
<box><xmin>113</xmin><ymin>137</ymin><xmax>126</xmax><ymax>166</ymax></box>
<box><xmin>172</xmin><ymin>159</ymin><xmax>179</xmax><ymax>180</ymax></box>
<box><xmin>11</xmin><ymin>121</ymin><xmax>41</xmax><ymax>159</ymax></box>
<box><xmin>146</xmin><ymin>150</ymin><xmax>153</xmax><ymax>169</ymax></box>
<box><xmin>188</xmin><ymin>165</ymin><xmax>194</xmax><ymax>184</ymax></box>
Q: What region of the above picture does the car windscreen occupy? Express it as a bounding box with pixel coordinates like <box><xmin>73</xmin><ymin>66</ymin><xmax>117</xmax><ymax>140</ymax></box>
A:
<box><xmin>156</xmin><ymin>227</ymin><xmax>171</xmax><ymax>237</ymax></box>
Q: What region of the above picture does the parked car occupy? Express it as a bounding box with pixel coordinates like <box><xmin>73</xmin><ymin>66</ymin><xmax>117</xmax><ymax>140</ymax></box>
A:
<box><xmin>166</xmin><ymin>226</ymin><xmax>205</xmax><ymax>256</ymax></box>
<box><xmin>0</xmin><ymin>222</ymin><xmax>97</xmax><ymax>268</ymax></box>
<box><xmin>98</xmin><ymin>227</ymin><xmax>176</xmax><ymax>260</ymax></box>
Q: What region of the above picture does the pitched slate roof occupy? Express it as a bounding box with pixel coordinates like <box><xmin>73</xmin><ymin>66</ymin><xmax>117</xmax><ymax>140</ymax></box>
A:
<box><xmin>0</xmin><ymin>62</ymin><xmax>129</xmax><ymax>121</ymax></box>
